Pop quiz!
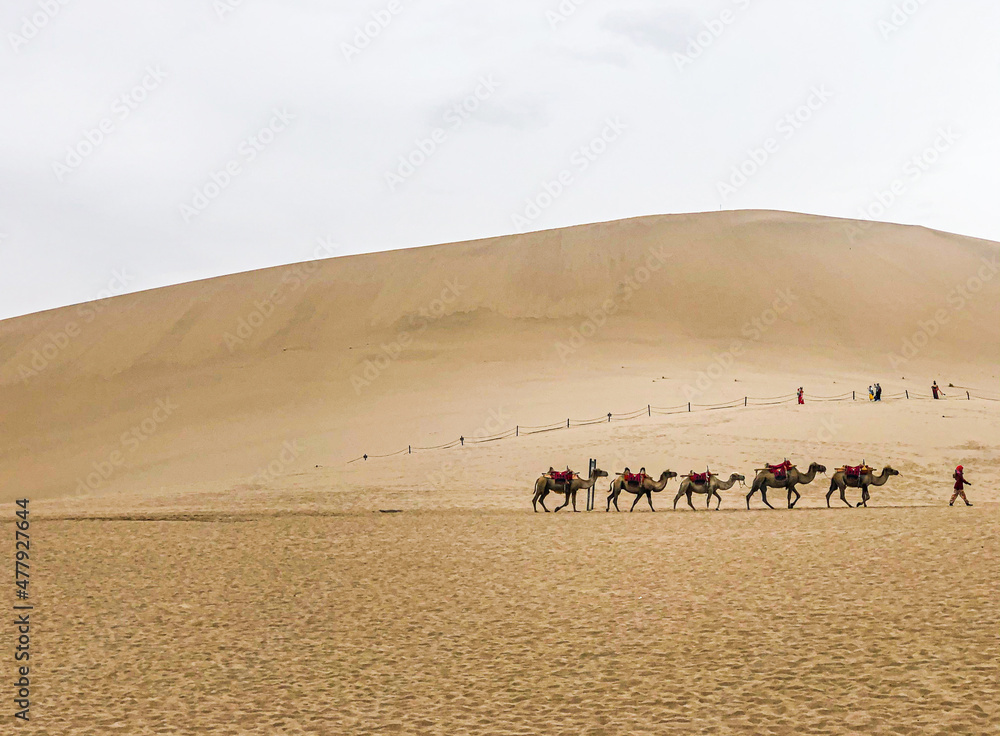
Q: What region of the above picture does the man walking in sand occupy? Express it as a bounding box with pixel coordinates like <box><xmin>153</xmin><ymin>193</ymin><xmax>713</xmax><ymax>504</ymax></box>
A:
<box><xmin>797</xmin><ymin>387</ymin><xmax>804</xmax><ymax>404</ymax></box>
<box><xmin>950</xmin><ymin>465</ymin><xmax>973</xmax><ymax>506</ymax></box>
<box><xmin>932</xmin><ymin>381</ymin><xmax>944</xmax><ymax>399</ymax></box>
<box><xmin>874</xmin><ymin>383</ymin><xmax>882</xmax><ymax>401</ymax></box>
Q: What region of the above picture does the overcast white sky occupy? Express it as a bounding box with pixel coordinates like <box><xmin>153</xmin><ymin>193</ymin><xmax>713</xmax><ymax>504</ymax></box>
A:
<box><xmin>2</xmin><ymin>0</ymin><xmax>998</xmax><ymax>320</ymax></box>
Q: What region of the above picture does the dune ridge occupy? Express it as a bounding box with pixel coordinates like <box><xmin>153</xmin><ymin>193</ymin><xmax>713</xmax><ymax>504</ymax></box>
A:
<box><xmin>1</xmin><ymin>209</ymin><xmax>997</xmax><ymax>503</ymax></box>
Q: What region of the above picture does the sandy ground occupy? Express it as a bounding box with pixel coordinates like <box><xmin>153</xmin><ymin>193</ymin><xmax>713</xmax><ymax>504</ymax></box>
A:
<box><xmin>23</xmin><ymin>505</ymin><xmax>998</xmax><ymax>735</ymax></box>
<box><xmin>3</xmin><ymin>211</ymin><xmax>998</xmax><ymax>733</ymax></box>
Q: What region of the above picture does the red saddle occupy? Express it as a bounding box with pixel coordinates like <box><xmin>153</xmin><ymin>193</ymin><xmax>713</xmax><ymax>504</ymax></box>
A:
<box><xmin>623</xmin><ymin>472</ymin><xmax>646</xmax><ymax>484</ymax></box>
<box><xmin>844</xmin><ymin>465</ymin><xmax>868</xmax><ymax>478</ymax></box>
<box><xmin>549</xmin><ymin>470</ymin><xmax>574</xmax><ymax>482</ymax></box>
<box><xmin>689</xmin><ymin>472</ymin><xmax>710</xmax><ymax>484</ymax></box>
<box><xmin>767</xmin><ymin>461</ymin><xmax>792</xmax><ymax>479</ymax></box>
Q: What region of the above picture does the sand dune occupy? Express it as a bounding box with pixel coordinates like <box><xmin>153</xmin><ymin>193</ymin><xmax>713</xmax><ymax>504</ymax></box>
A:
<box><xmin>5</xmin><ymin>210</ymin><xmax>999</xmax><ymax>735</ymax></box>
<box><xmin>1</xmin><ymin>210</ymin><xmax>997</xmax><ymax>503</ymax></box>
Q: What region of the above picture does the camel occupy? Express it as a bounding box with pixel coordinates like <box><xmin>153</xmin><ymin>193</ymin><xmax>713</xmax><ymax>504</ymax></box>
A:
<box><xmin>532</xmin><ymin>467</ymin><xmax>608</xmax><ymax>512</ymax></box>
<box><xmin>673</xmin><ymin>472</ymin><xmax>746</xmax><ymax>510</ymax></box>
<box><xmin>746</xmin><ymin>462</ymin><xmax>827</xmax><ymax>509</ymax></box>
<box><xmin>606</xmin><ymin>470</ymin><xmax>678</xmax><ymax>512</ymax></box>
<box><xmin>827</xmin><ymin>466</ymin><xmax>900</xmax><ymax>508</ymax></box>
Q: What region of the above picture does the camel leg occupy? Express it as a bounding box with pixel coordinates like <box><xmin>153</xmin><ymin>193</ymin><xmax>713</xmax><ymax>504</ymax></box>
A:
<box><xmin>857</xmin><ymin>486</ymin><xmax>870</xmax><ymax>508</ymax></box>
<box><xmin>826</xmin><ymin>483</ymin><xmax>835</xmax><ymax>508</ymax></box>
<box><xmin>629</xmin><ymin>492</ymin><xmax>641</xmax><ymax>512</ymax></box>
<box><xmin>746</xmin><ymin>488</ymin><xmax>756</xmax><ymax>509</ymax></box>
<box><xmin>554</xmin><ymin>493</ymin><xmax>570</xmax><ymax>512</ymax></box>
<box><xmin>537</xmin><ymin>489</ymin><xmax>550</xmax><ymax>512</ymax></box>
<box><xmin>571</xmin><ymin>490</ymin><xmax>579</xmax><ymax>512</ymax></box>
<box><xmin>788</xmin><ymin>486</ymin><xmax>800</xmax><ymax>509</ymax></box>
<box><xmin>839</xmin><ymin>486</ymin><xmax>851</xmax><ymax>508</ymax></box>
<box><xmin>686</xmin><ymin>491</ymin><xmax>695</xmax><ymax>511</ymax></box>
<box><xmin>759</xmin><ymin>488</ymin><xmax>775</xmax><ymax>510</ymax></box>
<box><xmin>673</xmin><ymin>489</ymin><xmax>685</xmax><ymax>509</ymax></box>
<box><xmin>646</xmin><ymin>491</ymin><xmax>656</xmax><ymax>512</ymax></box>
<box><xmin>712</xmin><ymin>490</ymin><xmax>722</xmax><ymax>510</ymax></box>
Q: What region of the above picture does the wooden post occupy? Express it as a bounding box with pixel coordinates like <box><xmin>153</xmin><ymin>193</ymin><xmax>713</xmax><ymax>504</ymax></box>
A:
<box><xmin>566</xmin><ymin>418</ymin><xmax>570</xmax><ymax>428</ymax></box>
<box><xmin>688</xmin><ymin>402</ymin><xmax>691</xmax><ymax>412</ymax></box>
<box><xmin>852</xmin><ymin>390</ymin><xmax>855</xmax><ymax>400</ymax></box>
<box><xmin>967</xmin><ymin>390</ymin><xmax>970</xmax><ymax>400</ymax></box>
<box><xmin>647</xmin><ymin>404</ymin><xmax>651</xmax><ymax>416</ymax></box>
<box><xmin>515</xmin><ymin>425</ymin><xmax>518</xmax><ymax>437</ymax></box>
<box><xmin>744</xmin><ymin>396</ymin><xmax>747</xmax><ymax>406</ymax></box>
<box><xmin>408</xmin><ymin>445</ymin><xmax>411</xmax><ymax>454</ymax></box>
<box><xmin>587</xmin><ymin>458</ymin><xmax>597</xmax><ymax>511</ymax></box>
<box><xmin>905</xmin><ymin>390</ymin><xmax>909</xmax><ymax>399</ymax></box>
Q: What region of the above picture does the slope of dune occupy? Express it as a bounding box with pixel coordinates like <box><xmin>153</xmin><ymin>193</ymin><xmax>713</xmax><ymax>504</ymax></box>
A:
<box><xmin>1</xmin><ymin>209</ymin><xmax>998</xmax><ymax>503</ymax></box>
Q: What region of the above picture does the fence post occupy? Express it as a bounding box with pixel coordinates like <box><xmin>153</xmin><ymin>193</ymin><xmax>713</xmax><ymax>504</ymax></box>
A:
<box><xmin>587</xmin><ymin>458</ymin><xmax>596</xmax><ymax>511</ymax></box>
<box><xmin>408</xmin><ymin>445</ymin><xmax>411</xmax><ymax>454</ymax></box>
<box><xmin>967</xmin><ymin>391</ymin><xmax>970</xmax><ymax>400</ymax></box>
<box><xmin>515</xmin><ymin>425</ymin><xmax>518</xmax><ymax>437</ymax></box>
<box><xmin>648</xmin><ymin>404</ymin><xmax>651</xmax><ymax>416</ymax></box>
<box><xmin>688</xmin><ymin>402</ymin><xmax>691</xmax><ymax>412</ymax></box>
<box><xmin>852</xmin><ymin>390</ymin><xmax>855</xmax><ymax>401</ymax></box>
<box><xmin>566</xmin><ymin>418</ymin><xmax>570</xmax><ymax>428</ymax></box>
<box><xmin>744</xmin><ymin>396</ymin><xmax>747</xmax><ymax>407</ymax></box>
<box><xmin>905</xmin><ymin>390</ymin><xmax>909</xmax><ymax>399</ymax></box>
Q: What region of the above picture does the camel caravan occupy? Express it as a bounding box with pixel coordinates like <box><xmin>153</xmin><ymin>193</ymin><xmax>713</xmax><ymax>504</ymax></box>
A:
<box><xmin>532</xmin><ymin>460</ymin><xmax>899</xmax><ymax>512</ymax></box>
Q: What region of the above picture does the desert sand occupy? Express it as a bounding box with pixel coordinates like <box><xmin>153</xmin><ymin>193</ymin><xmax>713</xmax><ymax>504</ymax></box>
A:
<box><xmin>3</xmin><ymin>210</ymin><xmax>998</xmax><ymax>734</ymax></box>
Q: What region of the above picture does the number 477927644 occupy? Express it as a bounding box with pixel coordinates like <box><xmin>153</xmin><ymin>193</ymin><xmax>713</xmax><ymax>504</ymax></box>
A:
<box><xmin>15</xmin><ymin>499</ymin><xmax>30</xmax><ymax>590</ymax></box>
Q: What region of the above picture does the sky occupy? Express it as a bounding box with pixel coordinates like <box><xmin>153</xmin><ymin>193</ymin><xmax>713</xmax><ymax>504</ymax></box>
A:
<box><xmin>1</xmin><ymin>0</ymin><xmax>998</xmax><ymax>320</ymax></box>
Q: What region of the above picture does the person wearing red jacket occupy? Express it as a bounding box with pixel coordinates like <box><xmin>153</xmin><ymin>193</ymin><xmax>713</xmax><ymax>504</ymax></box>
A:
<box><xmin>950</xmin><ymin>465</ymin><xmax>973</xmax><ymax>506</ymax></box>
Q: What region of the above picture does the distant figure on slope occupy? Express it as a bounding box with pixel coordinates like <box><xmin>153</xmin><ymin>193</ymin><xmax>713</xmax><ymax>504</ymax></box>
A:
<box><xmin>932</xmin><ymin>381</ymin><xmax>944</xmax><ymax>400</ymax></box>
<box><xmin>950</xmin><ymin>465</ymin><xmax>973</xmax><ymax>506</ymax></box>
<box><xmin>874</xmin><ymin>383</ymin><xmax>882</xmax><ymax>402</ymax></box>
<box><xmin>797</xmin><ymin>387</ymin><xmax>804</xmax><ymax>405</ymax></box>
<box><xmin>868</xmin><ymin>385</ymin><xmax>874</xmax><ymax>401</ymax></box>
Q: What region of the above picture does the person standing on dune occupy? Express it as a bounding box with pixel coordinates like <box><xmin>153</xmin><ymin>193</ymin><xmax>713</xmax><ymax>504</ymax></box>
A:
<box><xmin>875</xmin><ymin>383</ymin><xmax>882</xmax><ymax>401</ymax></box>
<box><xmin>932</xmin><ymin>381</ymin><xmax>944</xmax><ymax>399</ymax></box>
<box><xmin>950</xmin><ymin>465</ymin><xmax>973</xmax><ymax>506</ymax></box>
<box><xmin>797</xmin><ymin>387</ymin><xmax>804</xmax><ymax>404</ymax></box>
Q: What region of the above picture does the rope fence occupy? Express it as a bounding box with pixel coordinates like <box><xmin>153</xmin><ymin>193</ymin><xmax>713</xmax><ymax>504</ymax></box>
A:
<box><xmin>346</xmin><ymin>387</ymin><xmax>995</xmax><ymax>463</ymax></box>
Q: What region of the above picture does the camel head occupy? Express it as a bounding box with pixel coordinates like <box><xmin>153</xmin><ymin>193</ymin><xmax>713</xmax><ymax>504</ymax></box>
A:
<box><xmin>593</xmin><ymin>468</ymin><xmax>609</xmax><ymax>479</ymax></box>
<box><xmin>661</xmin><ymin>470</ymin><xmax>678</xmax><ymax>482</ymax></box>
<box><xmin>731</xmin><ymin>473</ymin><xmax>746</xmax><ymax>484</ymax></box>
<box><xmin>809</xmin><ymin>462</ymin><xmax>827</xmax><ymax>474</ymax></box>
<box><xmin>882</xmin><ymin>466</ymin><xmax>899</xmax><ymax>476</ymax></box>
